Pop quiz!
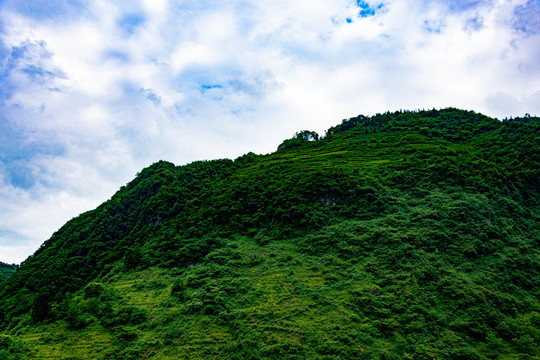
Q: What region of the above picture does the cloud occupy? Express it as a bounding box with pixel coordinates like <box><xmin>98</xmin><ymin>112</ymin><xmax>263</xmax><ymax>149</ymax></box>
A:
<box><xmin>0</xmin><ymin>0</ymin><xmax>539</xmax><ymax>263</ymax></box>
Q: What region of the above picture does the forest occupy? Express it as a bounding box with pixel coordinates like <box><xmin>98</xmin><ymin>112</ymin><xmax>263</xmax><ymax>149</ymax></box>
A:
<box><xmin>0</xmin><ymin>108</ymin><xmax>538</xmax><ymax>359</ymax></box>
<box><xmin>0</xmin><ymin>262</ymin><xmax>18</xmax><ymax>283</ymax></box>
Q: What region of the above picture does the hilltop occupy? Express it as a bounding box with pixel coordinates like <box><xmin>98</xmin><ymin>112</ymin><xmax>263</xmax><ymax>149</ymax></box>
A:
<box><xmin>0</xmin><ymin>108</ymin><xmax>538</xmax><ymax>359</ymax></box>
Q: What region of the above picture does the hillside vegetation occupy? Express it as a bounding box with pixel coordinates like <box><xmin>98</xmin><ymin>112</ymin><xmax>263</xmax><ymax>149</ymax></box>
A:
<box><xmin>0</xmin><ymin>262</ymin><xmax>18</xmax><ymax>283</ymax></box>
<box><xmin>0</xmin><ymin>108</ymin><xmax>538</xmax><ymax>359</ymax></box>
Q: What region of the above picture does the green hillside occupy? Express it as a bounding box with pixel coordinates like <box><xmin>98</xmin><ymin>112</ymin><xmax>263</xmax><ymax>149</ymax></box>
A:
<box><xmin>0</xmin><ymin>108</ymin><xmax>538</xmax><ymax>359</ymax></box>
<box><xmin>0</xmin><ymin>262</ymin><xmax>18</xmax><ymax>282</ymax></box>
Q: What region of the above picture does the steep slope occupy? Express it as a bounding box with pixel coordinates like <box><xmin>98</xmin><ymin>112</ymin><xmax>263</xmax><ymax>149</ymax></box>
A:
<box><xmin>0</xmin><ymin>108</ymin><xmax>538</xmax><ymax>359</ymax></box>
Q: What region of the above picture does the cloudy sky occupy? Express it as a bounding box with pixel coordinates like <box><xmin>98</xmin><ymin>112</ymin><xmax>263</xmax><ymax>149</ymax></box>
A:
<box><xmin>1</xmin><ymin>0</ymin><xmax>539</xmax><ymax>264</ymax></box>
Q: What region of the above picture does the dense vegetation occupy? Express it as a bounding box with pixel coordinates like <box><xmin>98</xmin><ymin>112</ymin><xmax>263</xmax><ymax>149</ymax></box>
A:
<box><xmin>0</xmin><ymin>108</ymin><xmax>538</xmax><ymax>359</ymax></box>
<box><xmin>0</xmin><ymin>262</ymin><xmax>18</xmax><ymax>282</ymax></box>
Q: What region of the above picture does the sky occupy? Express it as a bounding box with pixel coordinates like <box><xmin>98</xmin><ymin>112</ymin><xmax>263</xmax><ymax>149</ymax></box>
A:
<box><xmin>0</xmin><ymin>0</ymin><xmax>539</xmax><ymax>264</ymax></box>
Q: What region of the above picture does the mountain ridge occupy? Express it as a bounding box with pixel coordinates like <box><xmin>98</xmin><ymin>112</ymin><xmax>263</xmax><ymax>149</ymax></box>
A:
<box><xmin>0</xmin><ymin>108</ymin><xmax>538</xmax><ymax>359</ymax></box>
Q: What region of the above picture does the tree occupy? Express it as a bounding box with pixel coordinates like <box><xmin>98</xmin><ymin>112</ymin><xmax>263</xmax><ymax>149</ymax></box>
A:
<box><xmin>277</xmin><ymin>130</ymin><xmax>319</xmax><ymax>151</ymax></box>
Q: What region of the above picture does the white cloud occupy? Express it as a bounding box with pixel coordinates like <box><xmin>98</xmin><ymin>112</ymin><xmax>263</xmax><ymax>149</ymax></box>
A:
<box><xmin>170</xmin><ymin>42</ymin><xmax>215</xmax><ymax>74</ymax></box>
<box><xmin>0</xmin><ymin>0</ymin><xmax>539</xmax><ymax>263</ymax></box>
<box><xmin>141</xmin><ymin>0</ymin><xmax>168</xmax><ymax>16</ymax></box>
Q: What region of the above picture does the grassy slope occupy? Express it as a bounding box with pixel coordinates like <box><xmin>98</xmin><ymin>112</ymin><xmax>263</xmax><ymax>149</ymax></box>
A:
<box><xmin>0</xmin><ymin>109</ymin><xmax>538</xmax><ymax>359</ymax></box>
<box><xmin>13</xmin><ymin>232</ymin><xmax>540</xmax><ymax>359</ymax></box>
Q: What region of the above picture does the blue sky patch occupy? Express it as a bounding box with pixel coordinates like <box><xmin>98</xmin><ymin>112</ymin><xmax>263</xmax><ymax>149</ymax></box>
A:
<box><xmin>10</xmin><ymin>40</ymin><xmax>51</xmax><ymax>62</ymax></box>
<box><xmin>355</xmin><ymin>1</ymin><xmax>384</xmax><ymax>18</ymax></box>
<box><xmin>512</xmin><ymin>0</ymin><xmax>540</xmax><ymax>36</ymax></box>
<box><xmin>5</xmin><ymin>41</ymin><xmax>63</xmax><ymax>87</ymax></box>
<box><xmin>140</xmin><ymin>88</ymin><xmax>162</xmax><ymax>106</ymax></box>
<box><xmin>201</xmin><ymin>84</ymin><xmax>223</xmax><ymax>93</ymax></box>
<box><xmin>424</xmin><ymin>19</ymin><xmax>445</xmax><ymax>33</ymax></box>
<box><xmin>6</xmin><ymin>161</ymin><xmax>35</xmax><ymax>189</ymax></box>
<box><xmin>119</xmin><ymin>13</ymin><xmax>146</xmax><ymax>34</ymax></box>
<box><xmin>199</xmin><ymin>84</ymin><xmax>224</xmax><ymax>102</ymax></box>
<box><xmin>0</xmin><ymin>115</ymin><xmax>64</xmax><ymax>190</ymax></box>
<box><xmin>0</xmin><ymin>117</ymin><xmax>64</xmax><ymax>162</ymax></box>
<box><xmin>446</xmin><ymin>0</ymin><xmax>491</xmax><ymax>13</ymax></box>
<box><xmin>104</xmin><ymin>50</ymin><xmax>130</xmax><ymax>63</ymax></box>
<box><xmin>465</xmin><ymin>16</ymin><xmax>483</xmax><ymax>31</ymax></box>
<box><xmin>22</xmin><ymin>64</ymin><xmax>63</xmax><ymax>85</ymax></box>
<box><xmin>0</xmin><ymin>42</ymin><xmax>13</xmax><ymax>101</ymax></box>
<box><xmin>3</xmin><ymin>0</ymin><xmax>87</xmax><ymax>21</ymax></box>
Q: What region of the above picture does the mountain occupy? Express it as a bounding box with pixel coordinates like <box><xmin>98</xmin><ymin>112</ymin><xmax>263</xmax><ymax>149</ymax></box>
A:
<box><xmin>0</xmin><ymin>262</ymin><xmax>18</xmax><ymax>282</ymax></box>
<box><xmin>0</xmin><ymin>108</ymin><xmax>538</xmax><ymax>359</ymax></box>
